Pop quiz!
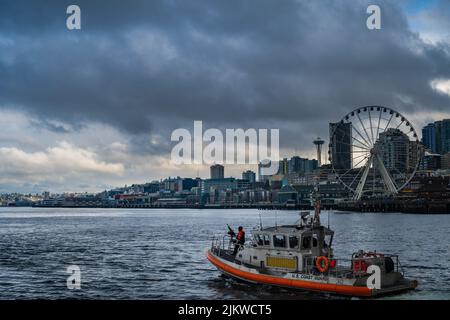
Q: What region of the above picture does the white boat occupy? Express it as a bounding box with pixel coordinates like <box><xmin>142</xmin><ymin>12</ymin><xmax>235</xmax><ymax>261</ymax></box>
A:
<box><xmin>207</xmin><ymin>211</ymin><xmax>417</xmax><ymax>297</ymax></box>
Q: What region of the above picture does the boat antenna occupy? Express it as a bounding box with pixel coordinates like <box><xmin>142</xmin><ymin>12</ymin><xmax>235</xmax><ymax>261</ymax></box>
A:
<box><xmin>313</xmin><ymin>175</ymin><xmax>321</xmax><ymax>226</ymax></box>
<box><xmin>258</xmin><ymin>209</ymin><xmax>263</xmax><ymax>230</ymax></box>
<box><xmin>328</xmin><ymin>210</ymin><xmax>330</xmax><ymax>229</ymax></box>
<box><xmin>275</xmin><ymin>209</ymin><xmax>278</xmax><ymax>229</ymax></box>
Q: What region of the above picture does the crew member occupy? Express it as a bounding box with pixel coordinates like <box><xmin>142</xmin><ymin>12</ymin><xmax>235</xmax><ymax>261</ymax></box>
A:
<box><xmin>233</xmin><ymin>226</ymin><xmax>245</xmax><ymax>255</ymax></box>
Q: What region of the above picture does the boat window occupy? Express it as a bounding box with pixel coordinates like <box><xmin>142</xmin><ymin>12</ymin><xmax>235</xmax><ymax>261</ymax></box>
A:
<box><xmin>324</xmin><ymin>234</ymin><xmax>332</xmax><ymax>248</ymax></box>
<box><xmin>301</xmin><ymin>236</ymin><xmax>311</xmax><ymax>249</ymax></box>
<box><xmin>289</xmin><ymin>236</ymin><xmax>299</xmax><ymax>249</ymax></box>
<box><xmin>273</xmin><ymin>235</ymin><xmax>286</xmax><ymax>248</ymax></box>
<box><xmin>263</xmin><ymin>234</ymin><xmax>270</xmax><ymax>246</ymax></box>
<box><xmin>254</xmin><ymin>234</ymin><xmax>264</xmax><ymax>246</ymax></box>
<box><xmin>312</xmin><ymin>234</ymin><xmax>319</xmax><ymax>247</ymax></box>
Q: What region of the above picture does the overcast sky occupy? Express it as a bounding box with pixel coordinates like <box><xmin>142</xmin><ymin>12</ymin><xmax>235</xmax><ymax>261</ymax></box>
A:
<box><xmin>1</xmin><ymin>0</ymin><xmax>450</xmax><ymax>193</ymax></box>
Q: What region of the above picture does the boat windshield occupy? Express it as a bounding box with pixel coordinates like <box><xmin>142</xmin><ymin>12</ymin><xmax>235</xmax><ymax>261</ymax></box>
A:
<box><xmin>324</xmin><ymin>234</ymin><xmax>333</xmax><ymax>248</ymax></box>
<box><xmin>254</xmin><ymin>234</ymin><xmax>270</xmax><ymax>246</ymax></box>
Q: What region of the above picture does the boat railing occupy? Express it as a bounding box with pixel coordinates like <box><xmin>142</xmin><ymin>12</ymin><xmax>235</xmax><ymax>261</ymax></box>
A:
<box><xmin>211</xmin><ymin>234</ymin><xmax>235</xmax><ymax>256</ymax></box>
<box><xmin>302</xmin><ymin>254</ymin><xmax>403</xmax><ymax>279</ymax></box>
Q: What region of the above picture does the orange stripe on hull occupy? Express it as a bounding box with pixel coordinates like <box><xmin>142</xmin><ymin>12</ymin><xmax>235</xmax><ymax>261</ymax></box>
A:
<box><xmin>207</xmin><ymin>251</ymin><xmax>372</xmax><ymax>297</ymax></box>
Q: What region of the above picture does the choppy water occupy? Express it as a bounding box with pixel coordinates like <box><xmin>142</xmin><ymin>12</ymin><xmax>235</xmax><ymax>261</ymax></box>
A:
<box><xmin>0</xmin><ymin>207</ymin><xmax>449</xmax><ymax>299</ymax></box>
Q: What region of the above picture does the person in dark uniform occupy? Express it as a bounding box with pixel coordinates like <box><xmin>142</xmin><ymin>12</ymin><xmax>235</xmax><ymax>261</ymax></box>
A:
<box><xmin>232</xmin><ymin>226</ymin><xmax>245</xmax><ymax>255</ymax></box>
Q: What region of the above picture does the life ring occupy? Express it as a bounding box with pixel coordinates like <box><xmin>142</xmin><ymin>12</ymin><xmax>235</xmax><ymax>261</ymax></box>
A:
<box><xmin>316</xmin><ymin>256</ymin><xmax>330</xmax><ymax>273</ymax></box>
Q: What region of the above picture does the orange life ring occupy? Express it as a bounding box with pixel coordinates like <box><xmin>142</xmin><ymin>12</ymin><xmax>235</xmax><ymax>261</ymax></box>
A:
<box><xmin>316</xmin><ymin>256</ymin><xmax>330</xmax><ymax>273</ymax></box>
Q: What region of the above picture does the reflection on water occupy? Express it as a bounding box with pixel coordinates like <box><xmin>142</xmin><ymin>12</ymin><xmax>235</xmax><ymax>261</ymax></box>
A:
<box><xmin>0</xmin><ymin>207</ymin><xmax>448</xmax><ymax>299</ymax></box>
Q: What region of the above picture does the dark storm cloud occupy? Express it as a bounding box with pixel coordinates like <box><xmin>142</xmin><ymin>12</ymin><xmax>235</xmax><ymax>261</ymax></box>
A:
<box><xmin>1</xmin><ymin>0</ymin><xmax>450</xmax><ymax>154</ymax></box>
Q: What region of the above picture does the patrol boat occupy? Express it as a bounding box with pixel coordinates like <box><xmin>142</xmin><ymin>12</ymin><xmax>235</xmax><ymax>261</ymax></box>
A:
<box><xmin>206</xmin><ymin>206</ymin><xmax>418</xmax><ymax>297</ymax></box>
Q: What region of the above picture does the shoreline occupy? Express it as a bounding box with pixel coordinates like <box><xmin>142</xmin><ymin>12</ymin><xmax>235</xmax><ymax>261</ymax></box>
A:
<box><xmin>1</xmin><ymin>203</ymin><xmax>449</xmax><ymax>214</ymax></box>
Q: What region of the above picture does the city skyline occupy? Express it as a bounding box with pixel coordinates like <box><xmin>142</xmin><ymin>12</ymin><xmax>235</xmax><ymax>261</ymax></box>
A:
<box><xmin>1</xmin><ymin>0</ymin><xmax>450</xmax><ymax>193</ymax></box>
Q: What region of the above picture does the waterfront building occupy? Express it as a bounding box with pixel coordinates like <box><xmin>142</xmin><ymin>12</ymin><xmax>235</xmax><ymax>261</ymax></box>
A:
<box><xmin>181</xmin><ymin>178</ymin><xmax>199</xmax><ymax>191</ymax></box>
<box><xmin>306</xmin><ymin>159</ymin><xmax>318</xmax><ymax>173</ymax></box>
<box><xmin>317</xmin><ymin>182</ymin><xmax>350</xmax><ymax>206</ymax></box>
<box><xmin>419</xmin><ymin>152</ymin><xmax>442</xmax><ymax>171</ymax></box>
<box><xmin>210</xmin><ymin>164</ymin><xmax>224</xmax><ymax>179</ymax></box>
<box><xmin>441</xmin><ymin>119</ymin><xmax>450</xmax><ymax>154</ymax></box>
<box><xmin>286</xmin><ymin>156</ymin><xmax>318</xmax><ymax>175</ymax></box>
<box><xmin>288</xmin><ymin>156</ymin><xmax>305</xmax><ymax>174</ymax></box>
<box><xmin>237</xmin><ymin>179</ymin><xmax>253</xmax><ymax>190</ymax></box>
<box><xmin>442</xmin><ymin>152</ymin><xmax>450</xmax><ymax>170</ymax></box>
<box><xmin>278</xmin><ymin>158</ymin><xmax>289</xmax><ymax>175</ymax></box>
<box><xmin>407</xmin><ymin>141</ymin><xmax>422</xmax><ymax>173</ymax></box>
<box><xmin>242</xmin><ymin>170</ymin><xmax>256</xmax><ymax>183</ymax></box>
<box><xmin>422</xmin><ymin>119</ymin><xmax>450</xmax><ymax>155</ymax></box>
<box><xmin>422</xmin><ymin>123</ymin><xmax>437</xmax><ymax>153</ymax></box>
<box><xmin>143</xmin><ymin>182</ymin><xmax>160</xmax><ymax>194</ymax></box>
<box><xmin>292</xmin><ymin>185</ymin><xmax>314</xmax><ymax>205</ymax></box>
<box><xmin>277</xmin><ymin>185</ymin><xmax>298</xmax><ymax>204</ymax></box>
<box><xmin>329</xmin><ymin>122</ymin><xmax>352</xmax><ymax>170</ymax></box>
<box><xmin>201</xmin><ymin>178</ymin><xmax>237</xmax><ymax>194</ymax></box>
<box><xmin>377</xmin><ymin>128</ymin><xmax>409</xmax><ymax>172</ymax></box>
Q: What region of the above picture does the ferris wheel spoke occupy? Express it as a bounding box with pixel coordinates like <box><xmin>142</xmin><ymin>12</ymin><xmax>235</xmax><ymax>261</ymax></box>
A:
<box><xmin>368</xmin><ymin>110</ymin><xmax>375</xmax><ymax>145</ymax></box>
<box><xmin>353</xmin><ymin>155</ymin><xmax>373</xmax><ymax>200</ymax></box>
<box><xmin>351</xmin><ymin>150</ymin><xmax>371</xmax><ymax>154</ymax></box>
<box><xmin>344</xmin><ymin>155</ymin><xmax>370</xmax><ymax>175</ymax></box>
<box><xmin>335</xmin><ymin>159</ymin><xmax>367</xmax><ymax>181</ymax></box>
<box><xmin>375</xmin><ymin>108</ymin><xmax>382</xmax><ymax>143</ymax></box>
<box><xmin>348</xmin><ymin>166</ymin><xmax>365</xmax><ymax>188</ymax></box>
<box><xmin>356</xmin><ymin>113</ymin><xmax>373</xmax><ymax>147</ymax></box>
<box><xmin>383</xmin><ymin>112</ymin><xmax>394</xmax><ymax>133</ymax></box>
<box><xmin>372</xmin><ymin>162</ymin><xmax>376</xmax><ymax>193</ymax></box>
<box><xmin>351</xmin><ymin>123</ymin><xmax>372</xmax><ymax>149</ymax></box>
<box><xmin>352</xmin><ymin>136</ymin><xmax>371</xmax><ymax>150</ymax></box>
<box><xmin>352</xmin><ymin>153</ymin><xmax>370</xmax><ymax>161</ymax></box>
<box><xmin>331</xmin><ymin>134</ymin><xmax>371</xmax><ymax>151</ymax></box>
<box><xmin>374</xmin><ymin>154</ymin><xmax>398</xmax><ymax>195</ymax></box>
<box><xmin>395</xmin><ymin>120</ymin><xmax>405</xmax><ymax>130</ymax></box>
<box><xmin>333</xmin><ymin>125</ymin><xmax>371</xmax><ymax>150</ymax></box>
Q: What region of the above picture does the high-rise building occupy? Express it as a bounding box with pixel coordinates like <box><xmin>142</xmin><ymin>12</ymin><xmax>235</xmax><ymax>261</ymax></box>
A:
<box><xmin>305</xmin><ymin>159</ymin><xmax>318</xmax><ymax>173</ymax></box>
<box><xmin>435</xmin><ymin>121</ymin><xmax>443</xmax><ymax>154</ymax></box>
<box><xmin>288</xmin><ymin>156</ymin><xmax>302</xmax><ymax>174</ymax></box>
<box><xmin>210</xmin><ymin>164</ymin><xmax>224</xmax><ymax>179</ymax></box>
<box><xmin>441</xmin><ymin>152</ymin><xmax>450</xmax><ymax>170</ymax></box>
<box><xmin>278</xmin><ymin>158</ymin><xmax>289</xmax><ymax>175</ymax></box>
<box><xmin>287</xmin><ymin>156</ymin><xmax>317</xmax><ymax>175</ymax></box>
<box><xmin>329</xmin><ymin>122</ymin><xmax>352</xmax><ymax>170</ymax></box>
<box><xmin>407</xmin><ymin>141</ymin><xmax>422</xmax><ymax>173</ymax></box>
<box><xmin>441</xmin><ymin>119</ymin><xmax>450</xmax><ymax>154</ymax></box>
<box><xmin>419</xmin><ymin>151</ymin><xmax>441</xmax><ymax>171</ymax></box>
<box><xmin>422</xmin><ymin>123</ymin><xmax>436</xmax><ymax>153</ymax></box>
<box><xmin>242</xmin><ymin>170</ymin><xmax>256</xmax><ymax>183</ymax></box>
<box><xmin>377</xmin><ymin>128</ymin><xmax>409</xmax><ymax>172</ymax></box>
<box><xmin>423</xmin><ymin>119</ymin><xmax>450</xmax><ymax>155</ymax></box>
<box><xmin>181</xmin><ymin>178</ymin><xmax>199</xmax><ymax>191</ymax></box>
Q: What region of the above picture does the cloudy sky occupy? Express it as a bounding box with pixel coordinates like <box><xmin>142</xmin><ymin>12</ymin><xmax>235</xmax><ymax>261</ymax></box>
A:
<box><xmin>1</xmin><ymin>0</ymin><xmax>450</xmax><ymax>193</ymax></box>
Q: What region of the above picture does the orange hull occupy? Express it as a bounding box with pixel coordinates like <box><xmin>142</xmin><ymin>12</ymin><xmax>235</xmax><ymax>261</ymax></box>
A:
<box><xmin>207</xmin><ymin>250</ymin><xmax>372</xmax><ymax>297</ymax></box>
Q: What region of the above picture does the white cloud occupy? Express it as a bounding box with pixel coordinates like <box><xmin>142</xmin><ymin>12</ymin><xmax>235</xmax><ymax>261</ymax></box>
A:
<box><xmin>0</xmin><ymin>141</ymin><xmax>124</xmax><ymax>178</ymax></box>
<box><xmin>430</xmin><ymin>78</ymin><xmax>450</xmax><ymax>97</ymax></box>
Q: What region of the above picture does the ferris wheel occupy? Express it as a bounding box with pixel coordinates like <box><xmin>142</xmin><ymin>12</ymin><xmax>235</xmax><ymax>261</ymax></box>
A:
<box><xmin>329</xmin><ymin>106</ymin><xmax>422</xmax><ymax>200</ymax></box>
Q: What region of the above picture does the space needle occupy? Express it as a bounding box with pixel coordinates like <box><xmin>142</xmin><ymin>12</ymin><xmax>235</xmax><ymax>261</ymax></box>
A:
<box><xmin>313</xmin><ymin>137</ymin><xmax>325</xmax><ymax>166</ymax></box>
